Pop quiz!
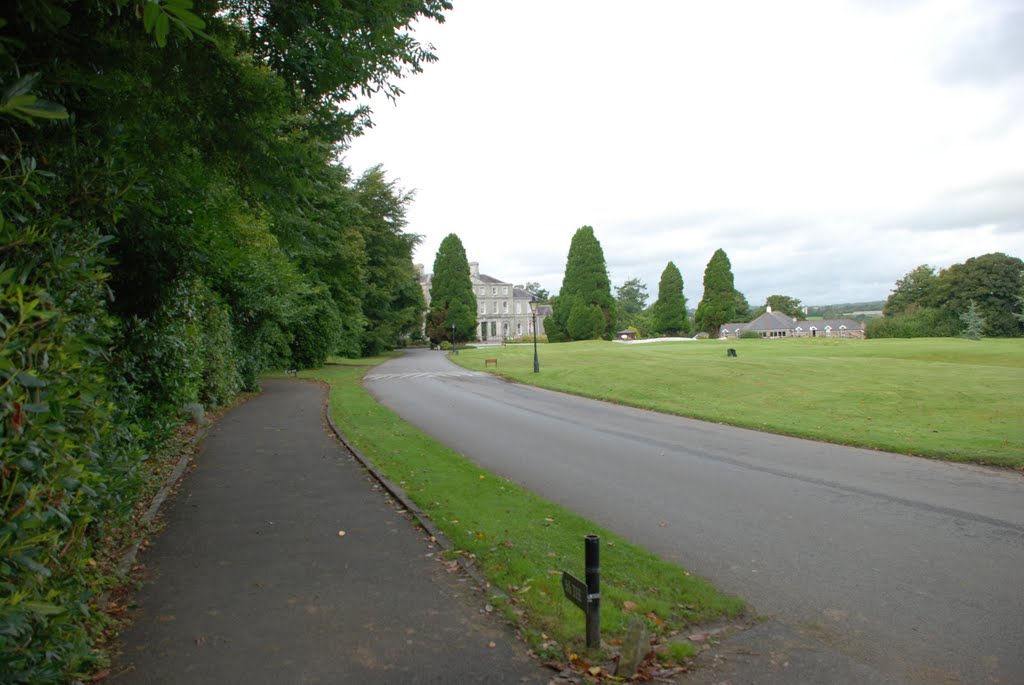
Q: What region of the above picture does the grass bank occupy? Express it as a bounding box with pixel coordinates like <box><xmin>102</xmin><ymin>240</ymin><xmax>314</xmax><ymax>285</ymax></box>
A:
<box><xmin>304</xmin><ymin>357</ymin><xmax>744</xmax><ymax>663</ymax></box>
<box><xmin>451</xmin><ymin>338</ymin><xmax>1024</xmax><ymax>468</ymax></box>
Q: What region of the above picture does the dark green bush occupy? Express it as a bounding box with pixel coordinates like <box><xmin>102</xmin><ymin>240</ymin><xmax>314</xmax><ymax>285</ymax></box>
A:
<box><xmin>289</xmin><ymin>290</ymin><xmax>343</xmax><ymax>369</ymax></box>
<box><xmin>865</xmin><ymin>307</ymin><xmax>961</xmax><ymax>338</ymax></box>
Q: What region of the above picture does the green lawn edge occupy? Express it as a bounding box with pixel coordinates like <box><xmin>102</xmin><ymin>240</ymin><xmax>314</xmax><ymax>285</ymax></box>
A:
<box><xmin>302</xmin><ymin>356</ymin><xmax>745</xmax><ymax>660</ymax></box>
<box><xmin>449</xmin><ymin>338</ymin><xmax>1024</xmax><ymax>469</ymax></box>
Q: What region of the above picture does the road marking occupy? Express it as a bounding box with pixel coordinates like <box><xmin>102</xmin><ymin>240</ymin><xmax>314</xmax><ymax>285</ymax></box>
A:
<box><xmin>363</xmin><ymin>371</ymin><xmax>483</xmax><ymax>381</ymax></box>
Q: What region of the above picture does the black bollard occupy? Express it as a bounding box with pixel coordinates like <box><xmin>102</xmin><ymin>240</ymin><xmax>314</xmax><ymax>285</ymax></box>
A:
<box><xmin>585</xmin><ymin>534</ymin><xmax>601</xmax><ymax>648</ymax></box>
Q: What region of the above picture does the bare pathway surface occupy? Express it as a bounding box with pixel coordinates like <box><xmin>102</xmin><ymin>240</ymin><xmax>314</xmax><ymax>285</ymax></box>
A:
<box><xmin>367</xmin><ymin>349</ymin><xmax>1024</xmax><ymax>684</ymax></box>
<box><xmin>112</xmin><ymin>379</ymin><xmax>549</xmax><ymax>685</ymax></box>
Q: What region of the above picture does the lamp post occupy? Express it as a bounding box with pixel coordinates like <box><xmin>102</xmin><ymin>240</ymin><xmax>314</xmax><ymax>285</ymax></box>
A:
<box><xmin>530</xmin><ymin>295</ymin><xmax>540</xmax><ymax>373</ymax></box>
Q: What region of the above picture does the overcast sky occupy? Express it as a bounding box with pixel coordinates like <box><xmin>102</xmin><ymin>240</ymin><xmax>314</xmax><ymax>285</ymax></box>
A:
<box><xmin>343</xmin><ymin>0</ymin><xmax>1024</xmax><ymax>307</ymax></box>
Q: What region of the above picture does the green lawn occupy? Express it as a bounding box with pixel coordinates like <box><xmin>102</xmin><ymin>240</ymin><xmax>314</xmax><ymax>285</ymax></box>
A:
<box><xmin>303</xmin><ymin>359</ymin><xmax>744</xmax><ymax>661</ymax></box>
<box><xmin>451</xmin><ymin>338</ymin><xmax>1024</xmax><ymax>468</ymax></box>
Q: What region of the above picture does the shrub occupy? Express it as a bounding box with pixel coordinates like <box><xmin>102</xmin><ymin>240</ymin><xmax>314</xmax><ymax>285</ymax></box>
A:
<box><xmin>289</xmin><ymin>289</ymin><xmax>343</xmax><ymax>368</ymax></box>
<box><xmin>865</xmin><ymin>307</ymin><xmax>961</xmax><ymax>338</ymax></box>
<box><xmin>738</xmin><ymin>330</ymin><xmax>762</xmax><ymax>339</ymax></box>
<box><xmin>1</xmin><ymin>224</ymin><xmax>145</xmax><ymax>683</ymax></box>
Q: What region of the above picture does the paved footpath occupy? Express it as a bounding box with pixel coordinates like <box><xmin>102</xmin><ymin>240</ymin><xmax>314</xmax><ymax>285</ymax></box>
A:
<box><xmin>112</xmin><ymin>379</ymin><xmax>550</xmax><ymax>684</ymax></box>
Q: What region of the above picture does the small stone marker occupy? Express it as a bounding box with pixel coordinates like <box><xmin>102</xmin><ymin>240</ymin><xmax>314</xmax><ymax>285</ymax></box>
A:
<box><xmin>616</xmin><ymin>616</ymin><xmax>650</xmax><ymax>677</ymax></box>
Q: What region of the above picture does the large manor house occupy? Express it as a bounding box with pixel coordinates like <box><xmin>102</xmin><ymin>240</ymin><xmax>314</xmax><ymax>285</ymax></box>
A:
<box><xmin>417</xmin><ymin>262</ymin><xmax>549</xmax><ymax>342</ymax></box>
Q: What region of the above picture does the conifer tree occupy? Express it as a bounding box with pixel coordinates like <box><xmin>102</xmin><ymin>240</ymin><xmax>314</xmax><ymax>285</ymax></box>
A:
<box><xmin>960</xmin><ymin>301</ymin><xmax>986</xmax><ymax>340</ymax></box>
<box><xmin>547</xmin><ymin>226</ymin><xmax>616</xmax><ymax>341</ymax></box>
<box><xmin>427</xmin><ymin>234</ymin><xmax>477</xmax><ymax>343</ymax></box>
<box><xmin>651</xmin><ymin>261</ymin><xmax>690</xmax><ymax>336</ymax></box>
<box><xmin>694</xmin><ymin>248</ymin><xmax>739</xmax><ymax>337</ymax></box>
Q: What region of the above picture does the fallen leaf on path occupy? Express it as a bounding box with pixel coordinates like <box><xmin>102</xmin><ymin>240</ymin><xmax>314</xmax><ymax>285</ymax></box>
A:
<box><xmin>487</xmin><ymin>641</ymin><xmax>496</xmax><ymax>648</ymax></box>
<box><xmin>337</xmin><ymin>531</ymin><xmax>346</xmax><ymax>537</ymax></box>
<box><xmin>623</xmin><ymin>600</ymin><xmax>638</xmax><ymax>611</ymax></box>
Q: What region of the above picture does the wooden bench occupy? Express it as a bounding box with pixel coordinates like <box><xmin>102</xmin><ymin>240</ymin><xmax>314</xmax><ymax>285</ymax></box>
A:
<box><xmin>485</xmin><ymin>359</ymin><xmax>498</xmax><ymax>368</ymax></box>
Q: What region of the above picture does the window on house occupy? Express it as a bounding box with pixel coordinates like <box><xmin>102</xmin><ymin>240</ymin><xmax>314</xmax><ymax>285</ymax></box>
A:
<box><xmin>502</xmin><ymin>286</ymin><xmax>508</xmax><ymax>295</ymax></box>
<box><xmin>492</xmin><ymin>302</ymin><xmax>498</xmax><ymax>314</ymax></box>
<box><xmin>480</xmin><ymin>303</ymin><xmax>486</xmax><ymax>314</ymax></box>
<box><xmin>517</xmin><ymin>322</ymin><xmax>522</xmax><ymax>335</ymax></box>
<box><xmin>490</xmin><ymin>321</ymin><xmax>496</xmax><ymax>336</ymax></box>
<box><xmin>516</xmin><ymin>302</ymin><xmax>522</xmax><ymax>314</ymax></box>
<box><xmin>502</xmin><ymin>301</ymin><xmax>508</xmax><ymax>313</ymax></box>
<box><xmin>492</xmin><ymin>287</ymin><xmax>497</xmax><ymax>295</ymax></box>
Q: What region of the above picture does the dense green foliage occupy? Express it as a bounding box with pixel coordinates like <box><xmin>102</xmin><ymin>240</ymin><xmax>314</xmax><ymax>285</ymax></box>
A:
<box><xmin>426</xmin><ymin>234</ymin><xmax>477</xmax><ymax>344</ymax></box>
<box><xmin>546</xmin><ymin>226</ymin><xmax>616</xmax><ymax>341</ymax></box>
<box><xmin>754</xmin><ymin>294</ymin><xmax>803</xmax><ymax>319</ymax></box>
<box><xmin>455</xmin><ymin>338</ymin><xmax>1024</xmax><ymax>468</ymax></box>
<box><xmin>614</xmin><ymin>277</ymin><xmax>649</xmax><ymax>332</ymax></box>
<box><xmin>1</xmin><ymin>1</ymin><xmax>447</xmax><ymax>680</ymax></box>
<box><xmin>694</xmin><ymin>249</ymin><xmax>740</xmax><ymax>337</ymax></box>
<box><xmin>651</xmin><ymin>262</ymin><xmax>690</xmax><ymax>336</ymax></box>
<box><xmin>875</xmin><ymin>254</ymin><xmax>1023</xmax><ymax>338</ymax></box>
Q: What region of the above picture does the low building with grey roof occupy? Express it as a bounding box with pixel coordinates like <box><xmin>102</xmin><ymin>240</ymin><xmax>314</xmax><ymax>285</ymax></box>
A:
<box><xmin>720</xmin><ymin>307</ymin><xmax>865</xmax><ymax>339</ymax></box>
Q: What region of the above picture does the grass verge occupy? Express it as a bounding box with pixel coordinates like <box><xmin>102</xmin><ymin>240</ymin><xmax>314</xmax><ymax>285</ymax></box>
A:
<box><xmin>304</xmin><ymin>356</ymin><xmax>744</xmax><ymax>664</ymax></box>
<box><xmin>450</xmin><ymin>338</ymin><xmax>1024</xmax><ymax>468</ymax></box>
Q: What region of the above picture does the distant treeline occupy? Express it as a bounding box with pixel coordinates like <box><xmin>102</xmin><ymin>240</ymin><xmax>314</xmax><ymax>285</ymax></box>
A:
<box><xmin>805</xmin><ymin>301</ymin><xmax>885</xmax><ymax>319</ymax></box>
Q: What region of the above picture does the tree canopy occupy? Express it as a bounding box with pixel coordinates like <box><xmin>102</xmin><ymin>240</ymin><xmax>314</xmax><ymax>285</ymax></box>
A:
<box><xmin>651</xmin><ymin>262</ymin><xmax>690</xmax><ymax>336</ymax></box>
<box><xmin>427</xmin><ymin>234</ymin><xmax>477</xmax><ymax>343</ymax></box>
<box><xmin>546</xmin><ymin>226</ymin><xmax>616</xmax><ymax>341</ymax></box>
<box><xmin>883</xmin><ymin>265</ymin><xmax>940</xmax><ymax>317</ymax></box>
<box><xmin>694</xmin><ymin>249</ymin><xmax>740</xmax><ymax>337</ymax></box>
<box><xmin>873</xmin><ymin>253</ymin><xmax>1023</xmax><ymax>338</ymax></box>
<box><xmin>615</xmin><ymin>277</ymin><xmax>649</xmax><ymax>331</ymax></box>
<box><xmin>1</xmin><ymin>1</ymin><xmax>448</xmax><ymax>678</ymax></box>
<box><xmin>753</xmin><ymin>294</ymin><xmax>803</xmax><ymax>319</ymax></box>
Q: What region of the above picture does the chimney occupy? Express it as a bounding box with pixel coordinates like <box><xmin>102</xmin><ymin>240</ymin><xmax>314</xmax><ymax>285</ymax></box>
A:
<box><xmin>469</xmin><ymin>261</ymin><xmax>479</xmax><ymax>277</ymax></box>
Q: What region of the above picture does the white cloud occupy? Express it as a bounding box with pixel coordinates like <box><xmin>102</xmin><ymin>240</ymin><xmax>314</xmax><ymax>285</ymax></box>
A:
<box><xmin>344</xmin><ymin>0</ymin><xmax>1024</xmax><ymax>306</ymax></box>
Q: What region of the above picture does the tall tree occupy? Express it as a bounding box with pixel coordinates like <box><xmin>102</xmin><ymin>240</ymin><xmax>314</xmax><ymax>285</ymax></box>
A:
<box><xmin>651</xmin><ymin>262</ymin><xmax>690</xmax><ymax>336</ymax></box>
<box><xmin>936</xmin><ymin>253</ymin><xmax>1023</xmax><ymax>337</ymax></box>
<box><xmin>884</xmin><ymin>265</ymin><xmax>939</xmax><ymax>317</ymax></box>
<box><xmin>615</xmin><ymin>277</ymin><xmax>649</xmax><ymax>330</ymax></box>
<box><xmin>694</xmin><ymin>249</ymin><xmax>739</xmax><ymax>337</ymax></box>
<box><xmin>427</xmin><ymin>234</ymin><xmax>477</xmax><ymax>343</ymax></box>
<box><xmin>733</xmin><ymin>290</ymin><xmax>753</xmax><ymax>322</ymax></box>
<box><xmin>546</xmin><ymin>226</ymin><xmax>616</xmax><ymax>341</ymax></box>
<box><xmin>353</xmin><ymin>166</ymin><xmax>425</xmax><ymax>355</ymax></box>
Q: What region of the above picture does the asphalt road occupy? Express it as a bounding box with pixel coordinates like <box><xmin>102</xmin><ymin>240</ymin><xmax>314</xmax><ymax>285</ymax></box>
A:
<box><xmin>366</xmin><ymin>349</ymin><xmax>1024</xmax><ymax>684</ymax></box>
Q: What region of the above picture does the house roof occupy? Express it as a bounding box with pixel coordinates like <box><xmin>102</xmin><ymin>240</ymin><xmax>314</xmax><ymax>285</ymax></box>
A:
<box><xmin>474</xmin><ymin>273</ymin><xmax>505</xmax><ymax>285</ymax></box>
<box><xmin>793</xmin><ymin>318</ymin><xmax>864</xmax><ymax>330</ymax></box>
<box><xmin>512</xmin><ymin>286</ymin><xmax>533</xmax><ymax>299</ymax></box>
<box><xmin>722</xmin><ymin>314</ymin><xmax>865</xmax><ymax>334</ymax></box>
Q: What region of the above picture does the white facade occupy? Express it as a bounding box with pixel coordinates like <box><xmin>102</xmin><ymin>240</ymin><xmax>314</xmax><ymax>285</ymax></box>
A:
<box><xmin>418</xmin><ymin>261</ymin><xmax>546</xmax><ymax>341</ymax></box>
